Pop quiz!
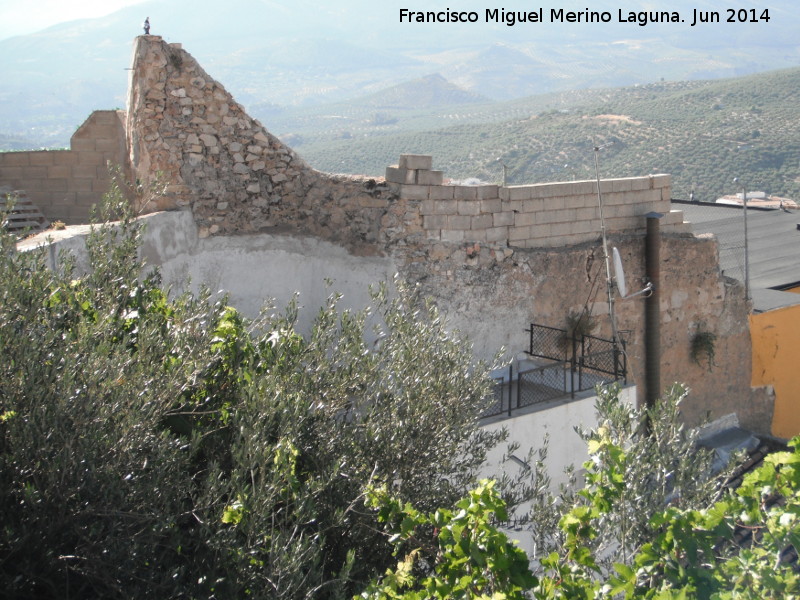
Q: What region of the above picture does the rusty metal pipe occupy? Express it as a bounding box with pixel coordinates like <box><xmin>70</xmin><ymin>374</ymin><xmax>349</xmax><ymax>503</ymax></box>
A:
<box><xmin>645</xmin><ymin>213</ymin><xmax>662</xmax><ymax>409</ymax></box>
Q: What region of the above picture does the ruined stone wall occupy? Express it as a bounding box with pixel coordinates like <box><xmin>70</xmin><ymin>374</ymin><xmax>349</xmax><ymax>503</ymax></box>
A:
<box><xmin>0</xmin><ymin>110</ymin><xmax>127</xmax><ymax>223</ymax></box>
<box><xmin>121</xmin><ymin>35</ymin><xmax>768</xmax><ymax>433</ymax></box>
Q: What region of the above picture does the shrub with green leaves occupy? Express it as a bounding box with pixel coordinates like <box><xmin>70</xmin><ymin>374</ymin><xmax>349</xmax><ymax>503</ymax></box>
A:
<box><xmin>0</xmin><ymin>191</ymin><xmax>508</xmax><ymax>598</ymax></box>
<box><xmin>360</xmin><ymin>409</ymin><xmax>800</xmax><ymax>599</ymax></box>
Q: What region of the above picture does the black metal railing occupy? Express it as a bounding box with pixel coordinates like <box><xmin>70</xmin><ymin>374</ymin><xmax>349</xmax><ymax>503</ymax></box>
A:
<box><xmin>482</xmin><ymin>323</ymin><xmax>627</xmax><ymax>419</ymax></box>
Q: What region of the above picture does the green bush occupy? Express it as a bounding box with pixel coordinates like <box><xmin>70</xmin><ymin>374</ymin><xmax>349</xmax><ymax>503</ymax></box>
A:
<box><xmin>0</xmin><ymin>192</ymin><xmax>508</xmax><ymax>598</ymax></box>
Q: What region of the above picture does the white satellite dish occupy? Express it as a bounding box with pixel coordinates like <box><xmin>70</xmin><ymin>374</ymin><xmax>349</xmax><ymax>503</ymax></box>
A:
<box><xmin>612</xmin><ymin>246</ymin><xmax>653</xmax><ymax>299</ymax></box>
<box><xmin>612</xmin><ymin>246</ymin><xmax>627</xmax><ymax>298</ymax></box>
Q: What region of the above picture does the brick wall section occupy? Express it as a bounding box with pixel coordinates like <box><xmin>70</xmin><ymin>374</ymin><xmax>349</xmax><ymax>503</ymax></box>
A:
<box><xmin>0</xmin><ymin>110</ymin><xmax>128</xmax><ymax>224</ymax></box>
<box><xmin>386</xmin><ymin>155</ymin><xmax>688</xmax><ymax>248</ymax></box>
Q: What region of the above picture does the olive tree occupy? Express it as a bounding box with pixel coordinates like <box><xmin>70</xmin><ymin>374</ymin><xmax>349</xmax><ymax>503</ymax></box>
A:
<box><xmin>0</xmin><ymin>190</ymin><xmax>514</xmax><ymax>599</ymax></box>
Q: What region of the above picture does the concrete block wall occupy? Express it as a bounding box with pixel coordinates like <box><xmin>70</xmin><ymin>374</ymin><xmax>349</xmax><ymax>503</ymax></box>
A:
<box><xmin>0</xmin><ymin>110</ymin><xmax>127</xmax><ymax>224</ymax></box>
<box><xmin>387</xmin><ymin>155</ymin><xmax>688</xmax><ymax>248</ymax></box>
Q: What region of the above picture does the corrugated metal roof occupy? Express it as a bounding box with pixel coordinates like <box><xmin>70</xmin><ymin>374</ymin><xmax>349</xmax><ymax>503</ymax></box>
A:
<box><xmin>675</xmin><ymin>201</ymin><xmax>800</xmax><ymax>312</ymax></box>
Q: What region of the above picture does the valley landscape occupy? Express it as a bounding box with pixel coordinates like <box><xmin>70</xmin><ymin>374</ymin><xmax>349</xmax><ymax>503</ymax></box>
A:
<box><xmin>1</xmin><ymin>0</ymin><xmax>797</xmax><ymax>202</ymax></box>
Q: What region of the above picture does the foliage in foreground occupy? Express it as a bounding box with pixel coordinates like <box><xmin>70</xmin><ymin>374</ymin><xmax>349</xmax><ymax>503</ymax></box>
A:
<box><xmin>361</xmin><ymin>423</ymin><xmax>800</xmax><ymax>599</ymax></box>
<box><xmin>536</xmin><ymin>384</ymin><xmax>723</xmax><ymax>569</ymax></box>
<box><xmin>0</xmin><ymin>193</ymin><xmax>508</xmax><ymax>598</ymax></box>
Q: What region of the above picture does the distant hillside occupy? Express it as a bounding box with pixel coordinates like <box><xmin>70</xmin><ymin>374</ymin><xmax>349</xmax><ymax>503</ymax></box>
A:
<box><xmin>298</xmin><ymin>67</ymin><xmax>800</xmax><ymax>203</ymax></box>
<box><xmin>0</xmin><ymin>0</ymin><xmax>796</xmax><ymax>149</ymax></box>
<box><xmin>352</xmin><ymin>74</ymin><xmax>488</xmax><ymax>109</ymax></box>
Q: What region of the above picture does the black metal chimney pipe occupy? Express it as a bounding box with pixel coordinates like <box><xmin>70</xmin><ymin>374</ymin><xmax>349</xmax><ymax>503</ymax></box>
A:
<box><xmin>645</xmin><ymin>213</ymin><xmax>662</xmax><ymax>409</ymax></box>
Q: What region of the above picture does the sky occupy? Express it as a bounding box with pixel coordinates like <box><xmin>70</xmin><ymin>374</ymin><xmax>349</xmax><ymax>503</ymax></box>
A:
<box><xmin>0</xmin><ymin>0</ymin><xmax>147</xmax><ymax>40</ymax></box>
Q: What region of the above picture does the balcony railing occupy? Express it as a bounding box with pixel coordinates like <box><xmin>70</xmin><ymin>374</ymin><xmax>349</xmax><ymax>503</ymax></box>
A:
<box><xmin>483</xmin><ymin>324</ymin><xmax>627</xmax><ymax>419</ymax></box>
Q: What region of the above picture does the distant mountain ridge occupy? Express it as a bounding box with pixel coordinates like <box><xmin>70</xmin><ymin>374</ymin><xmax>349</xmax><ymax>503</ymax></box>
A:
<box><xmin>355</xmin><ymin>74</ymin><xmax>489</xmax><ymax>109</ymax></box>
<box><xmin>0</xmin><ymin>0</ymin><xmax>796</xmax><ymax>148</ymax></box>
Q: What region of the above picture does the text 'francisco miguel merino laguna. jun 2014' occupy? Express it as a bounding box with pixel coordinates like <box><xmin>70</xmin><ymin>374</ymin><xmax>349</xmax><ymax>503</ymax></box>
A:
<box><xmin>398</xmin><ymin>7</ymin><xmax>772</xmax><ymax>27</ymax></box>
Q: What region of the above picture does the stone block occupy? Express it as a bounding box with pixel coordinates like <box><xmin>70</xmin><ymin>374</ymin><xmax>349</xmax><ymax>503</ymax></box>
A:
<box><xmin>530</xmin><ymin>223</ymin><xmax>555</xmax><ymax>240</ymax></box>
<box><xmin>457</xmin><ymin>200</ymin><xmax>480</xmax><ymax>216</ymax></box>
<box><xmin>508</xmin><ymin>186</ymin><xmax>532</xmax><ymax>201</ymax></box>
<box><xmin>424</xmin><ymin>214</ymin><xmax>448</xmax><ymax>229</ymax></box>
<box><xmin>399</xmin><ymin>154</ymin><xmax>432</xmax><ymax>170</ymax></box>
<box><xmin>51</xmin><ymin>152</ymin><xmax>80</xmax><ymax>166</ymax></box>
<box><xmin>29</xmin><ymin>152</ymin><xmax>56</xmax><ymax>166</ymax></box>
<box><xmin>433</xmin><ymin>199</ymin><xmax>458</xmax><ymax>215</ymax></box>
<box><xmin>447</xmin><ymin>215</ymin><xmax>472</xmax><ymax>230</ymax></box>
<box><xmin>650</xmin><ymin>174</ymin><xmax>671</xmax><ymax>189</ymax></box>
<box><xmin>417</xmin><ymin>170</ymin><xmax>443</xmax><ymax>186</ymax></box>
<box><xmin>471</xmin><ymin>214</ymin><xmax>493</xmax><ymax>230</ymax></box>
<box><xmin>522</xmin><ymin>198</ymin><xmax>547</xmax><ymax>212</ymax></box>
<box><xmin>480</xmin><ymin>198</ymin><xmax>502</xmax><ymax>213</ymax></box>
<box><xmin>386</xmin><ymin>166</ymin><xmax>415</xmax><ymax>184</ymax></box>
<box><xmin>465</xmin><ymin>229</ymin><xmax>487</xmax><ymax>242</ymax></box>
<box><xmin>0</xmin><ymin>153</ymin><xmax>30</xmax><ymax>166</ymax></box>
<box><xmin>428</xmin><ymin>185</ymin><xmax>455</xmax><ymax>200</ymax></box>
<box><xmin>21</xmin><ymin>166</ymin><xmax>47</xmax><ymax>179</ymax></box>
<box><xmin>629</xmin><ymin>176</ymin><xmax>651</xmax><ymax>191</ymax></box>
<box><xmin>475</xmin><ymin>185</ymin><xmax>499</xmax><ymax>199</ymax></box>
<box><xmin>0</xmin><ymin>166</ymin><xmax>23</xmax><ymax>180</ymax></box>
<box><xmin>514</xmin><ymin>212</ymin><xmax>536</xmax><ymax>227</ymax></box>
<box><xmin>18</xmin><ymin>178</ymin><xmax>42</xmax><ymax>191</ymax></box>
<box><xmin>70</xmin><ymin>138</ymin><xmax>96</xmax><ymax>152</ymax></box>
<box><xmin>606</xmin><ymin>216</ymin><xmax>641</xmax><ymax>232</ymax></box>
<box><xmin>563</xmin><ymin>194</ymin><xmax>590</xmax><ymax>210</ymax></box>
<box><xmin>570</xmin><ymin>219</ymin><xmax>597</xmax><ymax>235</ymax></box>
<box><xmin>537</xmin><ymin>209</ymin><xmax>569</xmax><ymax>225</ymax></box>
<box><xmin>71</xmin><ymin>165</ymin><xmax>100</xmax><ymax>179</ymax></box>
<box><xmin>485</xmin><ymin>226</ymin><xmax>509</xmax><ymax>242</ymax></box>
<box><xmin>611</xmin><ymin>178</ymin><xmax>634</xmax><ymax>192</ymax></box>
<box><xmin>508</xmin><ymin>225</ymin><xmax>532</xmax><ymax>241</ymax></box>
<box><xmin>399</xmin><ymin>185</ymin><xmax>429</xmax><ymax>200</ymax></box>
<box><xmin>94</xmin><ymin>137</ymin><xmax>123</xmax><ymax>154</ymax></box>
<box><xmin>68</xmin><ymin>178</ymin><xmax>94</xmax><ymax>192</ymax></box>
<box><xmin>440</xmin><ymin>229</ymin><xmax>465</xmax><ymax>242</ymax></box>
<box><xmin>662</xmin><ymin>210</ymin><xmax>685</xmax><ymax>226</ymax></box>
<box><xmin>575</xmin><ymin>207</ymin><xmax>598</xmax><ymax>221</ymax></box>
<box><xmin>529</xmin><ymin>183</ymin><xmax>558</xmax><ymax>199</ymax></box>
<box><xmin>46</xmin><ymin>165</ymin><xmax>71</xmax><ymax>179</ymax></box>
<box><xmin>493</xmin><ymin>211</ymin><xmax>514</xmax><ymax>227</ymax></box>
<box><xmin>77</xmin><ymin>151</ymin><xmax>105</xmax><ymax>166</ymax></box>
<box><xmin>451</xmin><ymin>186</ymin><xmax>476</xmax><ymax>200</ymax></box>
<box><xmin>573</xmin><ymin>181</ymin><xmax>596</xmax><ymax>195</ymax></box>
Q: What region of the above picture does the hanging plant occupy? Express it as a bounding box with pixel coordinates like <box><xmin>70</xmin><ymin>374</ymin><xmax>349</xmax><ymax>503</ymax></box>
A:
<box><xmin>690</xmin><ymin>328</ymin><xmax>717</xmax><ymax>370</ymax></box>
<box><xmin>559</xmin><ymin>309</ymin><xmax>597</xmax><ymax>353</ymax></box>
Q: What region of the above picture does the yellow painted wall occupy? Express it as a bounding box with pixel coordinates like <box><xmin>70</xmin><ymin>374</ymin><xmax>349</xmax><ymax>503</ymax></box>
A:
<box><xmin>750</xmin><ymin>304</ymin><xmax>800</xmax><ymax>438</ymax></box>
